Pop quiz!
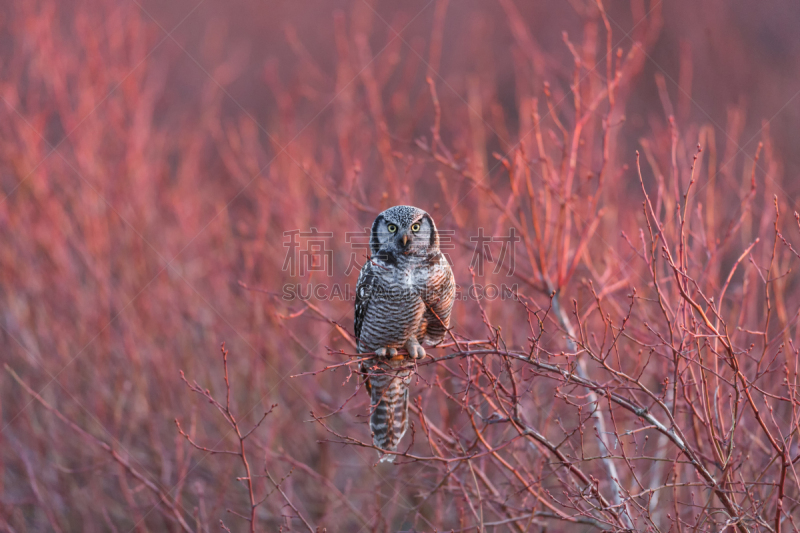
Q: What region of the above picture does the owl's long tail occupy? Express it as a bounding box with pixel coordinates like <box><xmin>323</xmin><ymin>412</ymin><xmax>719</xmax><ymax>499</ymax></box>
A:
<box><xmin>364</xmin><ymin>359</ymin><xmax>412</xmax><ymax>463</ymax></box>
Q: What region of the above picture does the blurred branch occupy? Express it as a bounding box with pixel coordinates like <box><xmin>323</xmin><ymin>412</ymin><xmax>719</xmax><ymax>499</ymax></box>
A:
<box><xmin>5</xmin><ymin>364</ymin><xmax>195</xmax><ymax>533</ymax></box>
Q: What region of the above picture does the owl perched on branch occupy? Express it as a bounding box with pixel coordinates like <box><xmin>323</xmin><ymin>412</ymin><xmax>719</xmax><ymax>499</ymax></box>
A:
<box><xmin>354</xmin><ymin>205</ymin><xmax>455</xmax><ymax>462</ymax></box>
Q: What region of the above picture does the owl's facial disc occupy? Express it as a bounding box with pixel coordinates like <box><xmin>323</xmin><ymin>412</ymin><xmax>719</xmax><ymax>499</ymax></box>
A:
<box><xmin>370</xmin><ymin>206</ymin><xmax>437</xmax><ymax>259</ymax></box>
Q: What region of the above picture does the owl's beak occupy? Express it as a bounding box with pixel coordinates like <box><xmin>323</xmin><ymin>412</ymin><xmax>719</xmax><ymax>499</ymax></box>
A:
<box><xmin>401</xmin><ymin>234</ymin><xmax>409</xmax><ymax>247</ymax></box>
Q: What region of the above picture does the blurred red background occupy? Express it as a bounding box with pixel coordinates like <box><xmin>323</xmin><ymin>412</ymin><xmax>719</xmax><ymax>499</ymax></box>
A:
<box><xmin>2</xmin><ymin>0</ymin><xmax>800</xmax><ymax>531</ymax></box>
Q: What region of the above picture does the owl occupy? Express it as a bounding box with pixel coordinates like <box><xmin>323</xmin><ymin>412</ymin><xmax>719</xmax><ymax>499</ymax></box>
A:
<box><xmin>354</xmin><ymin>205</ymin><xmax>455</xmax><ymax>462</ymax></box>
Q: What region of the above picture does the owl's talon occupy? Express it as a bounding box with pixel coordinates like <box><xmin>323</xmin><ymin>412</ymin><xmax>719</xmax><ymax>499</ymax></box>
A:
<box><xmin>405</xmin><ymin>338</ymin><xmax>426</xmax><ymax>359</ymax></box>
<box><xmin>374</xmin><ymin>347</ymin><xmax>398</xmax><ymax>358</ymax></box>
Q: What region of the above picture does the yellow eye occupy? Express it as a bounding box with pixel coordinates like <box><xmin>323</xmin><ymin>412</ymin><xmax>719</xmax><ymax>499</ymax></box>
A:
<box><xmin>387</xmin><ymin>224</ymin><xmax>397</xmax><ymax>233</ymax></box>
<box><xmin>411</xmin><ymin>223</ymin><xmax>421</xmax><ymax>232</ymax></box>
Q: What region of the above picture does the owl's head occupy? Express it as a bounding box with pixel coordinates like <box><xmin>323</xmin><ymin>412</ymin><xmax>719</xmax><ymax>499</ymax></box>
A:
<box><xmin>370</xmin><ymin>205</ymin><xmax>440</xmax><ymax>259</ymax></box>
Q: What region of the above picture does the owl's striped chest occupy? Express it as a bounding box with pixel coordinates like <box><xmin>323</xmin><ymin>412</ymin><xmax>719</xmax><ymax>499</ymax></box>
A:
<box><xmin>357</xmin><ymin>261</ymin><xmax>431</xmax><ymax>352</ymax></box>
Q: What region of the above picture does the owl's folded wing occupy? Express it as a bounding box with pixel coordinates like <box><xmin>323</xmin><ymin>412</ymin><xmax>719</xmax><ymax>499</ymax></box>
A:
<box><xmin>354</xmin><ymin>259</ymin><xmax>378</xmax><ymax>345</ymax></box>
<box><xmin>422</xmin><ymin>253</ymin><xmax>455</xmax><ymax>344</ymax></box>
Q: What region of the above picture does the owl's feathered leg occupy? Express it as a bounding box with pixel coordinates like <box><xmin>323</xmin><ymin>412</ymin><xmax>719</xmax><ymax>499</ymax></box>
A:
<box><xmin>404</xmin><ymin>337</ymin><xmax>426</xmax><ymax>359</ymax></box>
